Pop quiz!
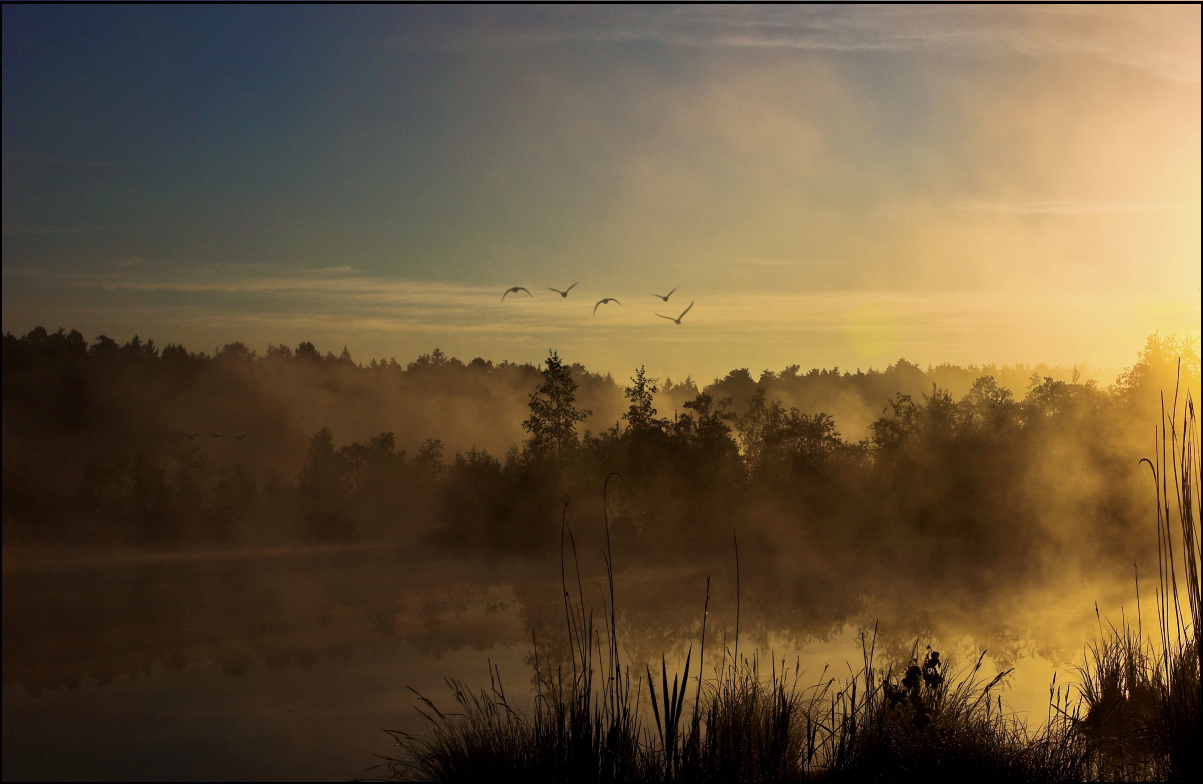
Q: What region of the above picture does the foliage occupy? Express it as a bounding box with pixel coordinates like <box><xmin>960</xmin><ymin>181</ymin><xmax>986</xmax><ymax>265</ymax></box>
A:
<box><xmin>622</xmin><ymin>365</ymin><xmax>666</xmax><ymax>437</ymax></box>
<box><xmin>2</xmin><ymin>329</ymin><xmax>1198</xmax><ymax>587</ymax></box>
<box><xmin>523</xmin><ymin>351</ymin><xmax>591</xmax><ymax>458</ymax></box>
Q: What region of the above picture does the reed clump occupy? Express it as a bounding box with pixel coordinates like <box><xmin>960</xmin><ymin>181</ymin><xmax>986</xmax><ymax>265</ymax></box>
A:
<box><xmin>1072</xmin><ymin>382</ymin><xmax>1200</xmax><ymax>782</ymax></box>
<box><xmin>378</xmin><ymin>514</ymin><xmax>1080</xmax><ymax>781</ymax></box>
<box><xmin>379</xmin><ymin>608</ymin><xmax>1087</xmax><ymax>782</ymax></box>
<box><xmin>825</xmin><ymin>644</ymin><xmax>1091</xmax><ymax>783</ymax></box>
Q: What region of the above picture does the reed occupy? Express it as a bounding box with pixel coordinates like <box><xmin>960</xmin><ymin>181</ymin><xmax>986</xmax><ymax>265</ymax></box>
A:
<box><xmin>1072</xmin><ymin>374</ymin><xmax>1200</xmax><ymax>781</ymax></box>
<box><xmin>377</xmin><ymin>512</ymin><xmax>1080</xmax><ymax>781</ymax></box>
<box><xmin>823</xmin><ymin>640</ymin><xmax>1090</xmax><ymax>782</ymax></box>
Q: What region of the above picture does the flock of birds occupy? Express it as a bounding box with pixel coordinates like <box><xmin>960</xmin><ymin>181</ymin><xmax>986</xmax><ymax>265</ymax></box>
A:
<box><xmin>171</xmin><ymin>288</ymin><xmax>690</xmax><ymax>448</ymax></box>
<box><xmin>502</xmin><ymin>283</ymin><xmax>695</xmax><ymax>324</ymax></box>
<box><xmin>170</xmin><ymin>286</ymin><xmax>690</xmax><ymax>445</ymax></box>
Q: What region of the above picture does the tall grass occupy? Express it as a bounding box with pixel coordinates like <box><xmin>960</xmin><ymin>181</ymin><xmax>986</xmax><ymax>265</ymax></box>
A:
<box><xmin>1074</xmin><ymin>376</ymin><xmax>1200</xmax><ymax>781</ymax></box>
<box><xmin>377</xmin><ymin>500</ymin><xmax>1083</xmax><ymax>780</ymax></box>
<box><xmin>376</xmin><ymin>381</ymin><xmax>1201</xmax><ymax>782</ymax></box>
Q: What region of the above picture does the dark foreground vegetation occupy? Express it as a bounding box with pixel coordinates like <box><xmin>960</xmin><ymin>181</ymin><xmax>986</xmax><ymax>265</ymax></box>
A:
<box><xmin>381</xmin><ymin>392</ymin><xmax>1200</xmax><ymax>782</ymax></box>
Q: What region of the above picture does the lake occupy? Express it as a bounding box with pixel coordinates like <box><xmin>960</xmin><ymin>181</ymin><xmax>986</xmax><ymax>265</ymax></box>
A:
<box><xmin>2</xmin><ymin>540</ymin><xmax>1114</xmax><ymax>780</ymax></box>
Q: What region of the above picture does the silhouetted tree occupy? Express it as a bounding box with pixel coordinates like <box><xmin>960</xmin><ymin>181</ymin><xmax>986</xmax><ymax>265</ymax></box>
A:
<box><xmin>296</xmin><ymin>427</ymin><xmax>354</xmax><ymax>541</ymax></box>
<box><xmin>683</xmin><ymin>389</ymin><xmax>730</xmax><ymax>429</ymax></box>
<box><xmin>1024</xmin><ymin>375</ymin><xmax>1069</xmax><ymax>419</ymax></box>
<box><xmin>89</xmin><ymin>334</ymin><xmax>119</xmax><ymax>359</ymax></box>
<box><xmin>709</xmin><ymin>367</ymin><xmax>758</xmax><ymax>418</ymax></box>
<box><xmin>121</xmin><ymin>334</ymin><xmax>158</xmax><ymax>361</ymax></box>
<box><xmin>739</xmin><ymin>389</ymin><xmax>843</xmax><ymax>476</ymax></box>
<box><xmin>410</xmin><ymin>348</ymin><xmax>449</xmax><ymax>371</ymax></box>
<box><xmin>623</xmin><ymin>365</ymin><xmax>666</xmax><ymax>436</ymax></box>
<box><xmin>216</xmin><ymin>342</ymin><xmax>256</xmax><ymax>364</ymax></box>
<box><xmin>958</xmin><ymin>375</ymin><xmax>1018</xmax><ymax>432</ymax></box>
<box><xmin>522</xmin><ymin>351</ymin><xmax>590</xmax><ymax>457</ymax></box>
<box><xmin>295</xmin><ymin>341</ymin><xmax>321</xmax><ymax>362</ymax></box>
<box><xmin>1114</xmin><ymin>332</ymin><xmax>1200</xmax><ymax>416</ymax></box>
<box><xmin>416</xmin><ymin>438</ymin><xmax>445</xmax><ymax>477</ymax></box>
<box><xmin>871</xmin><ymin>392</ymin><xmax>921</xmax><ymax>453</ymax></box>
<box><xmin>735</xmin><ymin>387</ymin><xmax>771</xmax><ymax>463</ymax></box>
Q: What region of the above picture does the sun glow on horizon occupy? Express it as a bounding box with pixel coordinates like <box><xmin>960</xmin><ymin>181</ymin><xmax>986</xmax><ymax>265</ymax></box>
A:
<box><xmin>2</xmin><ymin>5</ymin><xmax>1199</xmax><ymax>380</ymax></box>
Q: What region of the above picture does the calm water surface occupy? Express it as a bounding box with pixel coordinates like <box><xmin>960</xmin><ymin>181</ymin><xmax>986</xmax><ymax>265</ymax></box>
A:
<box><xmin>3</xmin><ymin>542</ymin><xmax>1090</xmax><ymax>780</ymax></box>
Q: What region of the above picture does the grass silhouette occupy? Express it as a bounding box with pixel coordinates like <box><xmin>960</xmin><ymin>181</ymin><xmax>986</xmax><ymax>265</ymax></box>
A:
<box><xmin>1073</xmin><ymin>376</ymin><xmax>1200</xmax><ymax>781</ymax></box>
<box><xmin>375</xmin><ymin>527</ymin><xmax>1091</xmax><ymax>781</ymax></box>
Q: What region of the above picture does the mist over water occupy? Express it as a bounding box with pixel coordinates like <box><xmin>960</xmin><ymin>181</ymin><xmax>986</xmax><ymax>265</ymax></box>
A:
<box><xmin>2</xmin><ymin>328</ymin><xmax>1199</xmax><ymax>779</ymax></box>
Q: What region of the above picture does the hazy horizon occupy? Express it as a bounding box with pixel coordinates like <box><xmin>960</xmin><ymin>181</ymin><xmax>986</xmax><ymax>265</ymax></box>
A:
<box><xmin>4</xmin><ymin>5</ymin><xmax>1199</xmax><ymax>383</ymax></box>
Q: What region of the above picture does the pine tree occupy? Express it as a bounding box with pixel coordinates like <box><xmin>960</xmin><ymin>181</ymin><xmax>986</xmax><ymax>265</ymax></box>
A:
<box><xmin>623</xmin><ymin>365</ymin><xmax>663</xmax><ymax>435</ymax></box>
<box><xmin>522</xmin><ymin>350</ymin><xmax>590</xmax><ymax>456</ymax></box>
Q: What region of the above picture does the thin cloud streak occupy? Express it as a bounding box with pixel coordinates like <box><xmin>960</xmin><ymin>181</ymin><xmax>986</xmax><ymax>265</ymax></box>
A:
<box><xmin>7</xmin><ymin>266</ymin><xmax>1179</xmax><ymax>340</ymax></box>
<box><xmin>392</xmin><ymin>6</ymin><xmax>1199</xmax><ymax>83</ymax></box>
<box><xmin>6</xmin><ymin>267</ymin><xmax>1193</xmax><ymax>384</ymax></box>
<box><xmin>949</xmin><ymin>199</ymin><xmax>1197</xmax><ymax>215</ymax></box>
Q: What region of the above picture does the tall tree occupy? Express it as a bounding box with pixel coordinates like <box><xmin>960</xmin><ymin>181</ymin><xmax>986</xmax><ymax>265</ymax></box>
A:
<box><xmin>523</xmin><ymin>350</ymin><xmax>590</xmax><ymax>456</ymax></box>
<box><xmin>623</xmin><ymin>365</ymin><xmax>664</xmax><ymax>435</ymax></box>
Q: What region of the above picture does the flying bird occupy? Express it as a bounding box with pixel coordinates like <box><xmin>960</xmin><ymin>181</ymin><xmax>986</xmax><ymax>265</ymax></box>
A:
<box><xmin>207</xmin><ymin>432</ymin><xmax>225</xmax><ymax>439</ymax></box>
<box><xmin>548</xmin><ymin>282</ymin><xmax>578</xmax><ymax>298</ymax></box>
<box><xmin>233</xmin><ymin>434</ymin><xmax>247</xmax><ymax>441</ymax></box>
<box><xmin>502</xmin><ymin>286</ymin><xmax>532</xmax><ymax>301</ymax></box>
<box><xmin>656</xmin><ymin>301</ymin><xmax>694</xmax><ymax>324</ymax></box>
<box><xmin>651</xmin><ymin>286</ymin><xmax>678</xmax><ymax>302</ymax></box>
<box><xmin>593</xmin><ymin>298</ymin><xmax>621</xmax><ymax>315</ymax></box>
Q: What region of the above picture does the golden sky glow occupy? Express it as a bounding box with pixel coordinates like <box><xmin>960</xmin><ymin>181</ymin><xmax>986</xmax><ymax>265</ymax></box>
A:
<box><xmin>3</xmin><ymin>5</ymin><xmax>1199</xmax><ymax>381</ymax></box>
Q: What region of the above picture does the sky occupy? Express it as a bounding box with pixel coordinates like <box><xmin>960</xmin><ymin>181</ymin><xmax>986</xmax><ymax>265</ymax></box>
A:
<box><xmin>3</xmin><ymin>5</ymin><xmax>1200</xmax><ymax>383</ymax></box>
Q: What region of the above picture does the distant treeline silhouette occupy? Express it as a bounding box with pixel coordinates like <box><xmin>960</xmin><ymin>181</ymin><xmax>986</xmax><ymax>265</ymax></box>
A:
<box><xmin>3</xmin><ymin>326</ymin><xmax>1199</xmax><ymax>636</ymax></box>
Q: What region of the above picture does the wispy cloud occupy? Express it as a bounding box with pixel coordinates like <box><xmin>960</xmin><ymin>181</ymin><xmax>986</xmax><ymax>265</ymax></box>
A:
<box><xmin>5</xmin><ymin>264</ymin><xmax>1196</xmax><ymax>380</ymax></box>
<box><xmin>391</xmin><ymin>6</ymin><xmax>1200</xmax><ymax>84</ymax></box>
<box><xmin>1</xmin><ymin>265</ymin><xmax>1149</xmax><ymax>337</ymax></box>
<box><xmin>950</xmin><ymin>199</ymin><xmax>1196</xmax><ymax>215</ymax></box>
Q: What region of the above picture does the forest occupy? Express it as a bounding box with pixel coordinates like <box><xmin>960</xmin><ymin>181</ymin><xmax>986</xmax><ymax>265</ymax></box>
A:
<box><xmin>3</xmin><ymin>327</ymin><xmax>1198</xmax><ymax>644</ymax></box>
<box><xmin>2</xmin><ymin>328</ymin><xmax>1195</xmax><ymax>553</ymax></box>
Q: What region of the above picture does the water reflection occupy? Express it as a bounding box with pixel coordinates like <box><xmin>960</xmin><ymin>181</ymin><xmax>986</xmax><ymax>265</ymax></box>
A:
<box><xmin>3</xmin><ymin>541</ymin><xmax>1133</xmax><ymax>779</ymax></box>
<box><xmin>3</xmin><ymin>545</ymin><xmax>535</xmax><ymax>696</ymax></box>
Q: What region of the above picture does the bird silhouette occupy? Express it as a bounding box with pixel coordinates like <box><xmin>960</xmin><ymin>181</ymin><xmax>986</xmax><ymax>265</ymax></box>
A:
<box><xmin>651</xmin><ymin>286</ymin><xmax>678</xmax><ymax>302</ymax></box>
<box><xmin>548</xmin><ymin>282</ymin><xmax>578</xmax><ymax>298</ymax></box>
<box><xmin>502</xmin><ymin>286</ymin><xmax>532</xmax><ymax>301</ymax></box>
<box><xmin>593</xmin><ymin>298</ymin><xmax>621</xmax><ymax>315</ymax></box>
<box><xmin>207</xmin><ymin>432</ymin><xmax>225</xmax><ymax>439</ymax></box>
<box><xmin>233</xmin><ymin>434</ymin><xmax>247</xmax><ymax>441</ymax></box>
<box><xmin>183</xmin><ymin>432</ymin><xmax>202</xmax><ymax>441</ymax></box>
<box><xmin>656</xmin><ymin>301</ymin><xmax>694</xmax><ymax>324</ymax></box>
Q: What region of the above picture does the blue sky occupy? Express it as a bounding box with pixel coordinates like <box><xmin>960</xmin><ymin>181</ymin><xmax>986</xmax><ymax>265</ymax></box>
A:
<box><xmin>3</xmin><ymin>5</ymin><xmax>1199</xmax><ymax>381</ymax></box>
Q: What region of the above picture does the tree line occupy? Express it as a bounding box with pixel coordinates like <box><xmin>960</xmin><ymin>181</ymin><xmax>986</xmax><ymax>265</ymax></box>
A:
<box><xmin>2</xmin><ymin>327</ymin><xmax>1196</xmax><ymax>568</ymax></box>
